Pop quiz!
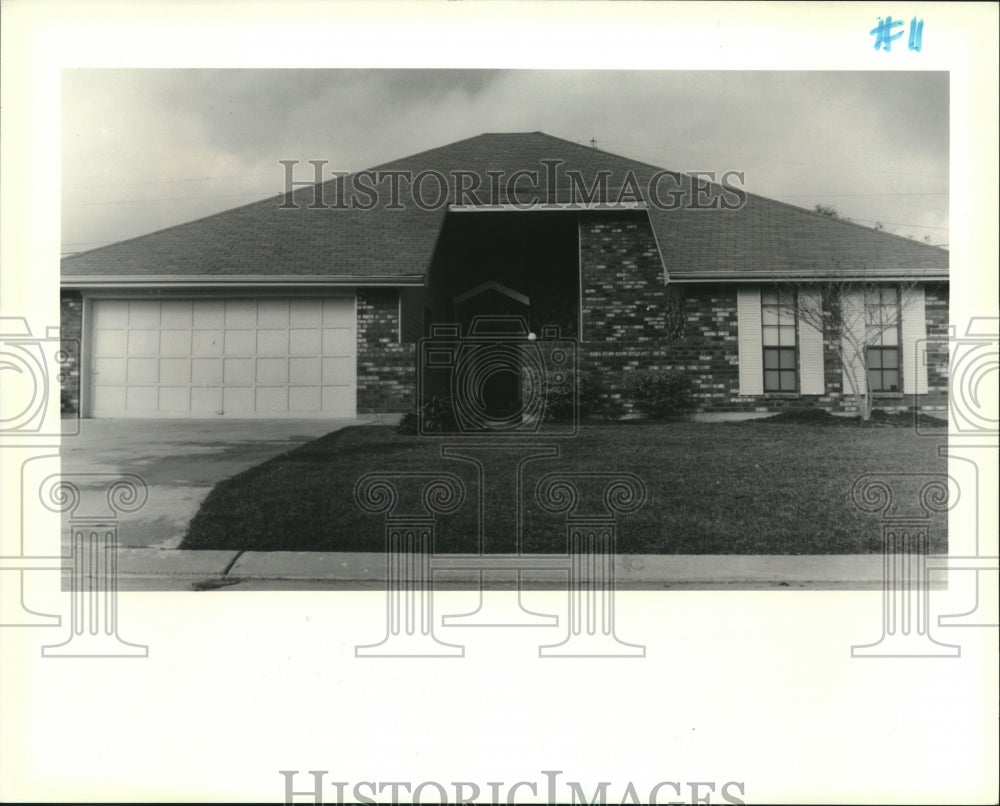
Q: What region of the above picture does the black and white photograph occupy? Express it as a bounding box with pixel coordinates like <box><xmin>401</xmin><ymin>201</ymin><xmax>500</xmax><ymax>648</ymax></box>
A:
<box><xmin>1</xmin><ymin>2</ymin><xmax>997</xmax><ymax>804</ymax></box>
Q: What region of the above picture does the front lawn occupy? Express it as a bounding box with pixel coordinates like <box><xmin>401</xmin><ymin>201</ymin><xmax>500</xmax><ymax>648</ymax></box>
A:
<box><xmin>180</xmin><ymin>420</ymin><xmax>948</xmax><ymax>554</ymax></box>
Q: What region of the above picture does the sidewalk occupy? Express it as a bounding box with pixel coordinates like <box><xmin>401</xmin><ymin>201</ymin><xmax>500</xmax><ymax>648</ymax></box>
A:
<box><xmin>102</xmin><ymin>549</ymin><xmax>906</xmax><ymax>591</ymax></box>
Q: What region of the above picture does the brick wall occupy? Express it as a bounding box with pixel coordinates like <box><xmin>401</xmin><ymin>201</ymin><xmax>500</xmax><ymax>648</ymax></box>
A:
<box><xmin>356</xmin><ymin>288</ymin><xmax>415</xmax><ymax>414</ymax></box>
<box><xmin>580</xmin><ymin>215</ymin><xmax>668</xmax><ymax>343</ymax></box>
<box><xmin>578</xmin><ymin>216</ymin><xmax>950</xmax><ymax>417</ymax></box>
<box><xmin>922</xmin><ymin>283</ymin><xmax>950</xmax><ymax>412</ymax></box>
<box><xmin>56</xmin><ymin>254</ymin><xmax>948</xmax><ymax>421</ymax></box>
<box><xmin>59</xmin><ymin>291</ymin><xmax>83</xmax><ymax>415</ymax></box>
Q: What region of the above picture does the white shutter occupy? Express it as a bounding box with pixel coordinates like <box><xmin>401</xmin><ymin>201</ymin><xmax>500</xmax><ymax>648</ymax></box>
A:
<box><xmin>840</xmin><ymin>289</ymin><xmax>867</xmax><ymax>398</ymax></box>
<box><xmin>797</xmin><ymin>289</ymin><xmax>825</xmax><ymax>395</ymax></box>
<box><xmin>737</xmin><ymin>286</ymin><xmax>763</xmax><ymax>395</ymax></box>
<box><xmin>900</xmin><ymin>285</ymin><xmax>927</xmax><ymax>394</ymax></box>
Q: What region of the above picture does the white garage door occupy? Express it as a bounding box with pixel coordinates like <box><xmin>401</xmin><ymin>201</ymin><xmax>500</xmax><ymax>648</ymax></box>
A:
<box><xmin>89</xmin><ymin>297</ymin><xmax>356</xmax><ymax>417</ymax></box>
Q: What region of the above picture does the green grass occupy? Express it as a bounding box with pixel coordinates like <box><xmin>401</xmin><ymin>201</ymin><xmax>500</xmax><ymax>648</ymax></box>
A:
<box><xmin>180</xmin><ymin>420</ymin><xmax>948</xmax><ymax>554</ymax></box>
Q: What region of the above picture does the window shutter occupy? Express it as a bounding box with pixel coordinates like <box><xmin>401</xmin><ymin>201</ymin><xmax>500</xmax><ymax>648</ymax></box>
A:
<box><xmin>737</xmin><ymin>286</ymin><xmax>763</xmax><ymax>395</ymax></box>
<box><xmin>798</xmin><ymin>289</ymin><xmax>825</xmax><ymax>395</ymax></box>
<box><xmin>840</xmin><ymin>289</ymin><xmax>867</xmax><ymax>398</ymax></box>
<box><xmin>900</xmin><ymin>285</ymin><xmax>928</xmax><ymax>394</ymax></box>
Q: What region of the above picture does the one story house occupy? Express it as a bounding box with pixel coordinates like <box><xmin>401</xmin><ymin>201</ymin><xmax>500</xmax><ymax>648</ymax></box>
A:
<box><xmin>60</xmin><ymin>131</ymin><xmax>948</xmax><ymax>420</ymax></box>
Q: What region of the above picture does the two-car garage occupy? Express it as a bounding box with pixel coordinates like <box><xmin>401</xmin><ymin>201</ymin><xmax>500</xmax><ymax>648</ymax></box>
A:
<box><xmin>86</xmin><ymin>296</ymin><xmax>357</xmax><ymax>418</ymax></box>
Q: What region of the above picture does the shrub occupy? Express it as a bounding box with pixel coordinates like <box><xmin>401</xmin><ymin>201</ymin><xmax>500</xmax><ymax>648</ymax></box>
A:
<box><xmin>396</xmin><ymin>396</ymin><xmax>457</xmax><ymax>435</ymax></box>
<box><xmin>397</xmin><ymin>412</ymin><xmax>418</xmax><ymax>435</ymax></box>
<box><xmin>576</xmin><ymin>370</ymin><xmax>599</xmax><ymax>416</ymax></box>
<box><xmin>536</xmin><ymin>368</ymin><xmax>608</xmax><ymax>422</ymax></box>
<box><xmin>578</xmin><ymin>370</ymin><xmax>625</xmax><ymax>421</ymax></box>
<box><xmin>624</xmin><ymin>370</ymin><xmax>693</xmax><ymax>418</ymax></box>
<box><xmin>541</xmin><ymin>369</ymin><xmax>576</xmax><ymax>422</ymax></box>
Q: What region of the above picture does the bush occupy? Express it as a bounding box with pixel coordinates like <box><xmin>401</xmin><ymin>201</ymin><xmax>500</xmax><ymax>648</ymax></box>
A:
<box><xmin>396</xmin><ymin>396</ymin><xmax>457</xmax><ymax>435</ymax></box>
<box><xmin>396</xmin><ymin>411</ymin><xmax>418</xmax><ymax>435</ymax></box>
<box><xmin>577</xmin><ymin>370</ymin><xmax>625</xmax><ymax>421</ymax></box>
<box><xmin>576</xmin><ymin>370</ymin><xmax>599</xmax><ymax>416</ymax></box>
<box><xmin>624</xmin><ymin>370</ymin><xmax>693</xmax><ymax>418</ymax></box>
<box><xmin>541</xmin><ymin>369</ymin><xmax>576</xmax><ymax>422</ymax></box>
<box><xmin>536</xmin><ymin>368</ymin><xmax>610</xmax><ymax>422</ymax></box>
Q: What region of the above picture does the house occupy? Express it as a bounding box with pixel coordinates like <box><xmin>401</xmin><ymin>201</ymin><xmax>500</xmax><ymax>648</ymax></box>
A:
<box><xmin>60</xmin><ymin>132</ymin><xmax>949</xmax><ymax>421</ymax></box>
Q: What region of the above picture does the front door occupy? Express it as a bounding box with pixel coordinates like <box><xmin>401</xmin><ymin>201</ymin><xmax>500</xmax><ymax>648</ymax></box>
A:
<box><xmin>451</xmin><ymin>281</ymin><xmax>531</xmax><ymax>424</ymax></box>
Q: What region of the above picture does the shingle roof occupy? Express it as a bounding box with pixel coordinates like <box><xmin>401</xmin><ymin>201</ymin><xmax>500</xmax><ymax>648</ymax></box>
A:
<box><xmin>62</xmin><ymin>131</ymin><xmax>948</xmax><ymax>283</ymax></box>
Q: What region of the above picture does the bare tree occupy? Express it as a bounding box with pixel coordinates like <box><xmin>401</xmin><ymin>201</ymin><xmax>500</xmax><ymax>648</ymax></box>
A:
<box><xmin>775</xmin><ymin>278</ymin><xmax>922</xmax><ymax>421</ymax></box>
<box><xmin>813</xmin><ymin>203</ymin><xmax>854</xmax><ymax>224</ymax></box>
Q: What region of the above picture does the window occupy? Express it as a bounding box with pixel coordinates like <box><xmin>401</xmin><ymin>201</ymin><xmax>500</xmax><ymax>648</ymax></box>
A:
<box><xmin>737</xmin><ymin>286</ymin><xmax>825</xmax><ymax>397</ymax></box>
<box><xmin>865</xmin><ymin>286</ymin><xmax>901</xmax><ymax>392</ymax></box>
<box><xmin>761</xmin><ymin>289</ymin><xmax>797</xmax><ymax>392</ymax></box>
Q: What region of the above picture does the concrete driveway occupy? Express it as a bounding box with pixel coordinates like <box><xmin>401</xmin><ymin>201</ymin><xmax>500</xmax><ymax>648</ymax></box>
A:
<box><xmin>60</xmin><ymin>418</ymin><xmax>357</xmax><ymax>549</ymax></box>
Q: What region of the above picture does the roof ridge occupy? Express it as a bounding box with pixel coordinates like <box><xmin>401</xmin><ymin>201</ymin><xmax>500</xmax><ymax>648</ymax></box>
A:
<box><xmin>361</xmin><ymin>132</ymin><xmax>489</xmax><ymax>173</ymax></box>
<box><xmin>303</xmin><ymin>132</ymin><xmax>493</xmax><ymax>194</ymax></box>
<box><xmin>62</xmin><ymin>136</ymin><xmax>493</xmax><ymax>262</ymax></box>
<box><xmin>61</xmin><ymin>188</ymin><xmax>287</xmax><ymax>263</ymax></box>
<box><xmin>298</xmin><ymin>129</ymin><xmax>683</xmax><ymax>201</ymax></box>
<box><xmin>739</xmin><ymin>188</ymin><xmax>949</xmax><ymax>253</ymax></box>
<box><xmin>527</xmin><ymin>131</ymin><xmax>684</xmax><ymax>177</ymax></box>
<box><xmin>62</xmin><ymin>131</ymin><xmax>681</xmax><ymax>263</ymax></box>
<box><xmin>537</xmin><ymin>133</ymin><xmax>945</xmax><ymax>253</ymax></box>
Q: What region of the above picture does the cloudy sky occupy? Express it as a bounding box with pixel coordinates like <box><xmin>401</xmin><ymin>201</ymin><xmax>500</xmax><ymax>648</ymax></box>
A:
<box><xmin>61</xmin><ymin>69</ymin><xmax>949</xmax><ymax>254</ymax></box>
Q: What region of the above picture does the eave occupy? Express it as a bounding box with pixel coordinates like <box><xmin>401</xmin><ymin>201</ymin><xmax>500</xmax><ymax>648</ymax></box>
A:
<box><xmin>666</xmin><ymin>271</ymin><xmax>949</xmax><ymax>284</ymax></box>
<box><xmin>59</xmin><ymin>274</ymin><xmax>426</xmax><ymax>289</ymax></box>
